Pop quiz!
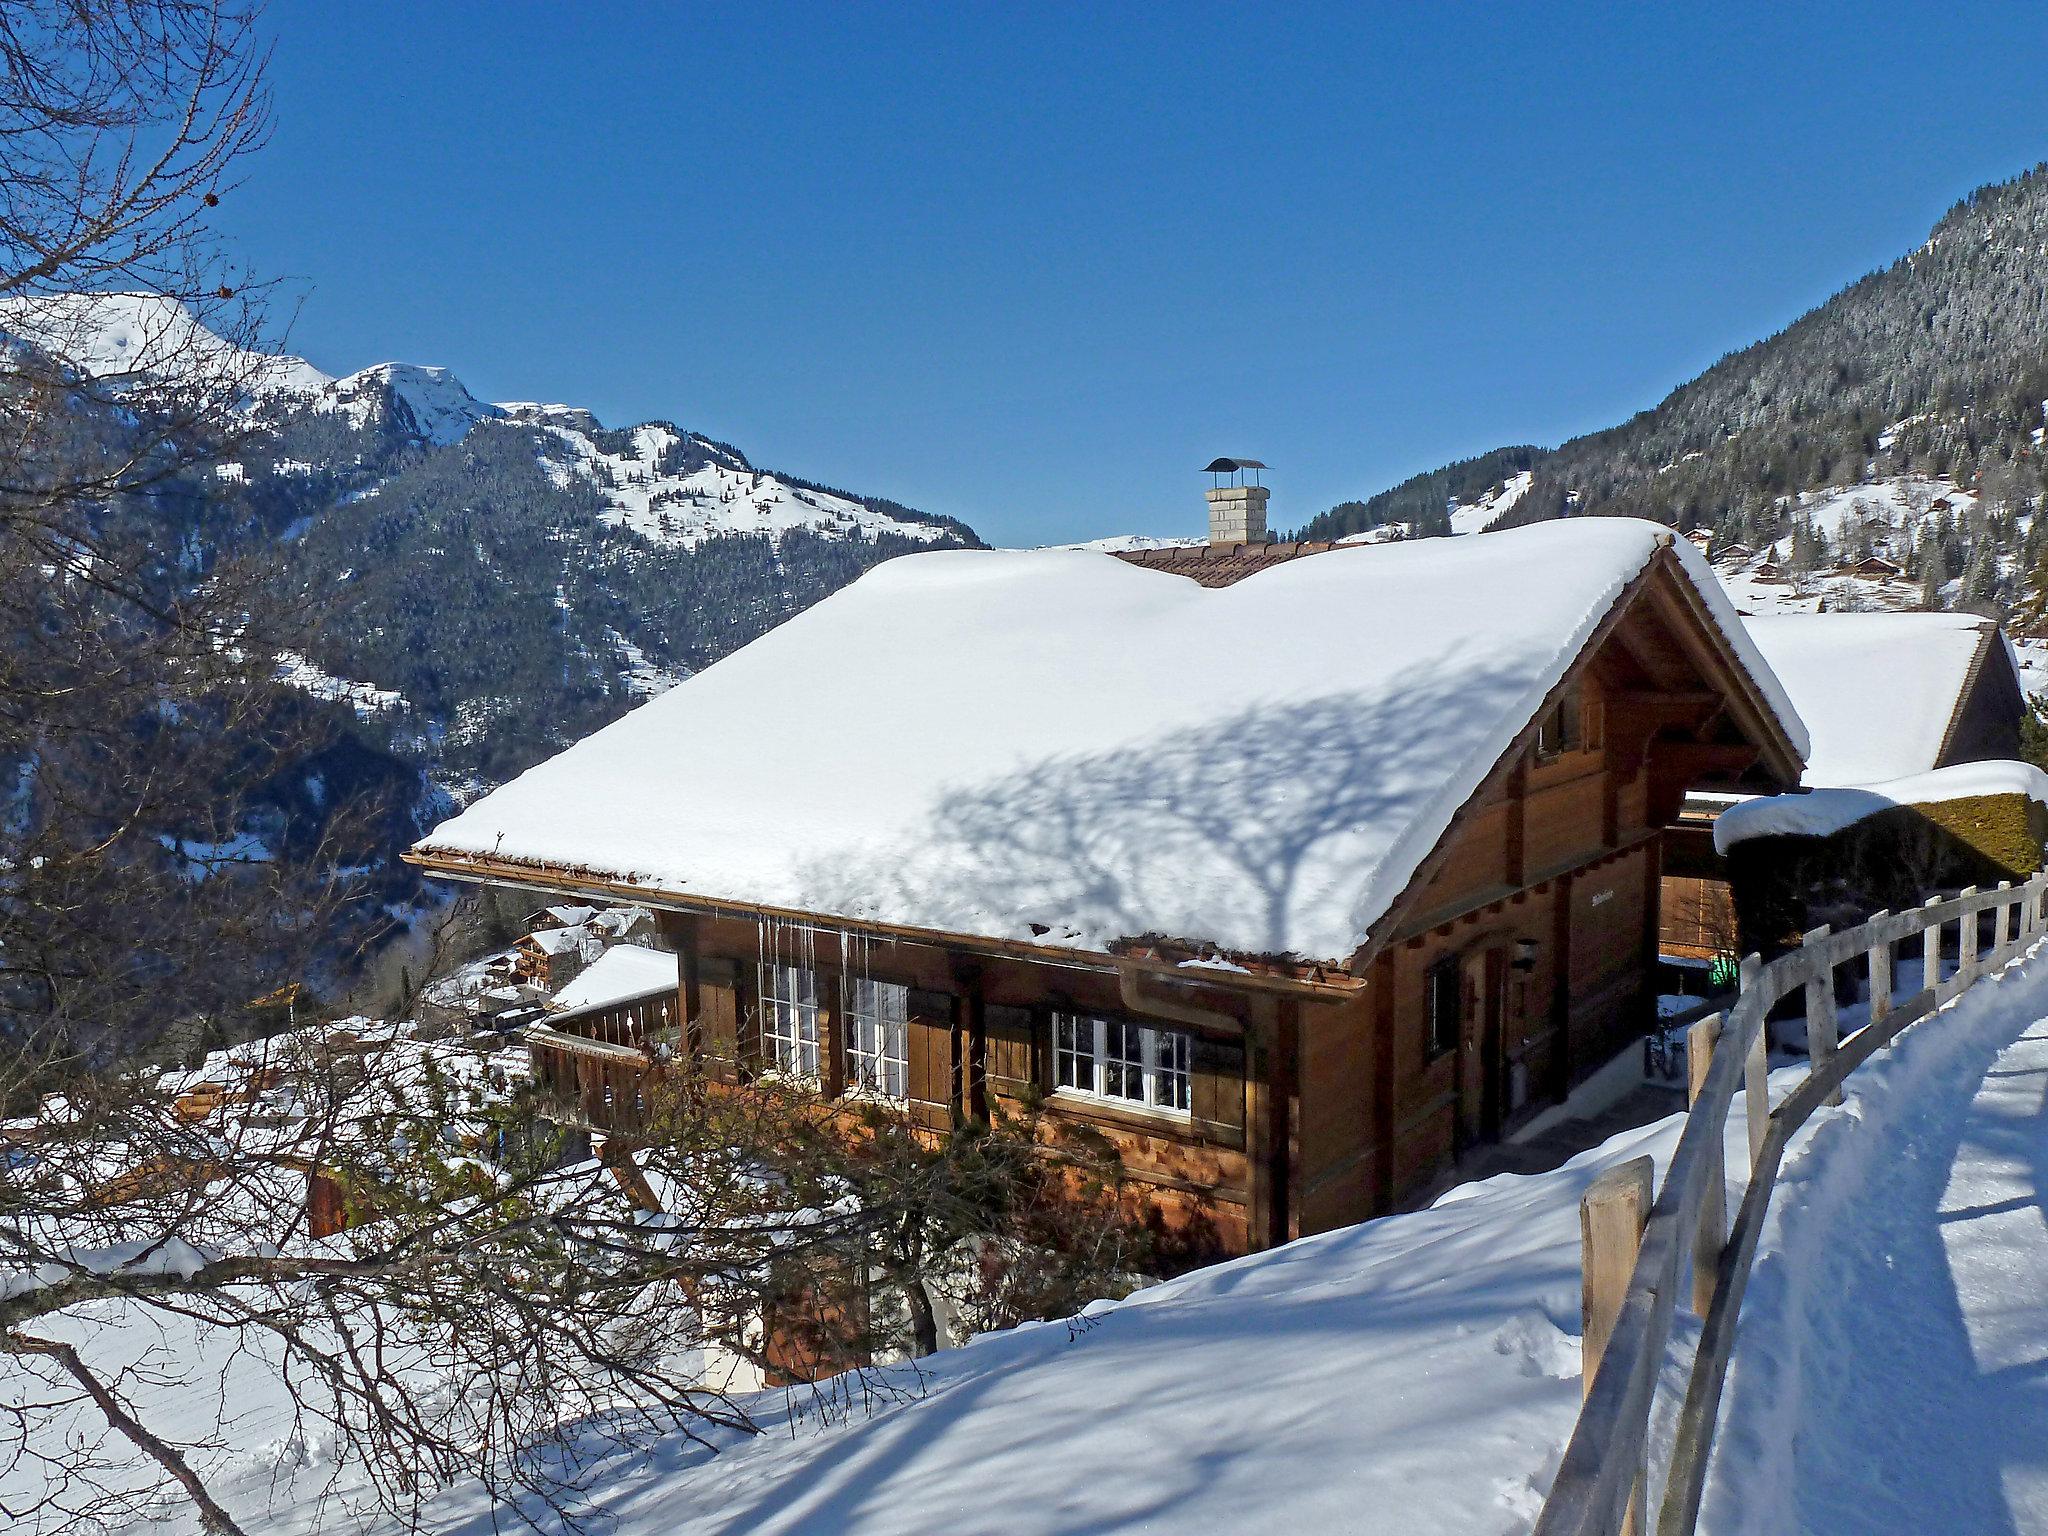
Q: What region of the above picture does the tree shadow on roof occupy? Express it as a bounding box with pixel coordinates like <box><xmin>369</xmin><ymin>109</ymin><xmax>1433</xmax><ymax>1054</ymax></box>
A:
<box><xmin>800</xmin><ymin>665</ymin><xmax>1540</xmax><ymax>963</ymax></box>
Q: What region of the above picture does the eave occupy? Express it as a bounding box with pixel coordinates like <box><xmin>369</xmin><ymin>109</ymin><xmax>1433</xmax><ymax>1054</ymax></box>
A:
<box><xmin>404</xmin><ymin>846</ymin><xmax>1366</xmax><ymax>1004</ymax></box>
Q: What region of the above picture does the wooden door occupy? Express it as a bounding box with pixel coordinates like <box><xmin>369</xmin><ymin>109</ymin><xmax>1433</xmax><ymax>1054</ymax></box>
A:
<box><xmin>1457</xmin><ymin>947</ymin><xmax>1506</xmax><ymax>1150</ymax></box>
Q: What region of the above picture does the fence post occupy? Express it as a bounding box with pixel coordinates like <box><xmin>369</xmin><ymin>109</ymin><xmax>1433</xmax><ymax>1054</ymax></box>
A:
<box><xmin>1801</xmin><ymin>926</ymin><xmax>1841</xmax><ymax>1108</ymax></box>
<box><xmin>1582</xmin><ymin>1155</ymin><xmax>1653</xmax><ymax>1536</ymax></box>
<box><xmin>1923</xmin><ymin>895</ymin><xmax>1944</xmax><ymax>1001</ymax></box>
<box><xmin>1741</xmin><ymin>955</ymin><xmax>1769</xmax><ymax>1172</ymax></box>
<box><xmin>1688</xmin><ymin>1012</ymin><xmax>1726</xmax><ymax>1319</ymax></box>
<box><xmin>1958</xmin><ymin>886</ymin><xmax>1982</xmax><ymax>989</ymax></box>
<box><xmin>1866</xmin><ymin>915</ymin><xmax>1892</xmax><ymax>1029</ymax></box>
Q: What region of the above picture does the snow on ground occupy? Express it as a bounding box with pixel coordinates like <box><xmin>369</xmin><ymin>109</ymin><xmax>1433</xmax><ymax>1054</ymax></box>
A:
<box><xmin>1708</xmin><ymin>475</ymin><xmax>1990</xmax><ymax>618</ymax></box>
<box><xmin>1744</xmin><ymin>612</ymin><xmax>1995</xmax><ymax>785</ymax></box>
<box><xmin>1703</xmin><ymin>940</ymin><xmax>2048</xmax><ymax>1534</ymax></box>
<box><xmin>0</xmin><ymin>291</ymin><xmax>333</xmax><ymax>397</ymax></box>
<box><xmin>273</xmin><ymin>651</ymin><xmax>406</xmax><ymax>719</ymax></box>
<box><xmin>419</xmin><ymin>521</ymin><xmax>1804</xmax><ymax>964</ymax></box>
<box><xmin>310</xmin><ymin>362</ymin><xmax>501</xmax><ymax>446</ymax></box>
<box><xmin>1449</xmin><ymin>469</ymin><xmax>1534</xmax><ymax>535</ymax></box>
<box><xmin>1048</xmin><ymin>533</ymin><xmax>1206</xmax><ymax>552</ymax></box>
<box><xmin>605</xmin><ymin>626</ymin><xmax>690</xmax><ymax>698</ymax></box>
<box><xmin>21</xmin><ymin>943</ymin><xmax>2048</xmax><ymax>1534</ymax></box>
<box><xmin>530</xmin><ymin>418</ymin><xmax>950</xmax><ymax>551</ymax></box>
<box><xmin>1714</xmin><ymin>760</ymin><xmax>2048</xmax><ymax>850</ymax></box>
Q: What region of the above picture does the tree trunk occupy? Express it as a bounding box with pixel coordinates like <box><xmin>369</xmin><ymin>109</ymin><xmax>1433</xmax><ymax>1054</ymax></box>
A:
<box><xmin>905</xmin><ymin>1276</ymin><xmax>940</xmax><ymax>1358</ymax></box>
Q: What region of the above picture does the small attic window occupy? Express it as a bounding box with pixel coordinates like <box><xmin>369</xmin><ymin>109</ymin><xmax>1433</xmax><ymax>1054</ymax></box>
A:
<box><xmin>1535</xmin><ymin>686</ymin><xmax>1585</xmax><ymax>760</ymax></box>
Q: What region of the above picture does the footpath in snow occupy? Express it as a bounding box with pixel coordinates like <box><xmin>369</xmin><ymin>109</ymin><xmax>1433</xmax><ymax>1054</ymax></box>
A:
<box><xmin>1704</xmin><ymin>945</ymin><xmax>2048</xmax><ymax>1535</ymax></box>
<box><xmin>20</xmin><ymin>950</ymin><xmax>2048</xmax><ymax>1535</ymax></box>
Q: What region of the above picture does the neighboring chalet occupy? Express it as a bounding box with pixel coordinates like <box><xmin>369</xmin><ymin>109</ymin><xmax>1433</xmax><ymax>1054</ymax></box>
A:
<box><xmin>409</xmin><ymin>494</ymin><xmax>1806</xmax><ymax>1258</ymax></box>
<box><xmin>1661</xmin><ymin>611</ymin><xmax>2028</xmax><ymax>956</ymax></box>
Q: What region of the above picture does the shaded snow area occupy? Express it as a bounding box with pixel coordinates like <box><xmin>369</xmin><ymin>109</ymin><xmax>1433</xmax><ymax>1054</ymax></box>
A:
<box><xmin>527</xmin><ymin>417</ymin><xmax>951</xmax><ymax>551</ymax></box>
<box><xmin>419</xmin><ymin>522</ymin><xmax>1805</xmax><ymax>963</ymax></box>
<box><xmin>1702</xmin><ymin>944</ymin><xmax>2048</xmax><ymax>1534</ymax></box>
<box><xmin>1713</xmin><ymin>760</ymin><xmax>2048</xmax><ymax>851</ymax></box>
<box><xmin>1744</xmin><ymin>612</ymin><xmax>1995</xmax><ymax>786</ymax></box>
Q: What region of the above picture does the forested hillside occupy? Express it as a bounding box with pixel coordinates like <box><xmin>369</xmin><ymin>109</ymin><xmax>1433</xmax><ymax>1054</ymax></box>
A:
<box><xmin>160</xmin><ymin>335</ymin><xmax>987</xmax><ymax>796</ymax></box>
<box><xmin>1299</xmin><ymin>165</ymin><xmax>2048</xmax><ymax>623</ymax></box>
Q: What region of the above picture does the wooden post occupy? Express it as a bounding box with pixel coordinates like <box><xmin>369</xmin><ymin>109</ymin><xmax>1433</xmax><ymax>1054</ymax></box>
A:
<box><xmin>1866</xmin><ymin>918</ymin><xmax>1892</xmax><ymax>1030</ymax></box>
<box><xmin>1581</xmin><ymin>1155</ymin><xmax>1653</xmax><ymax>1536</ymax></box>
<box><xmin>1801</xmin><ymin>926</ymin><xmax>1840</xmax><ymax>1109</ymax></box>
<box><xmin>1740</xmin><ymin>954</ymin><xmax>1769</xmax><ymax>1172</ymax></box>
<box><xmin>1687</xmin><ymin>1012</ymin><xmax>1726</xmax><ymax>1319</ymax></box>
<box><xmin>1922</xmin><ymin>895</ymin><xmax>1943</xmax><ymax>1002</ymax></box>
<box><xmin>1958</xmin><ymin>886</ymin><xmax>1981</xmax><ymax>988</ymax></box>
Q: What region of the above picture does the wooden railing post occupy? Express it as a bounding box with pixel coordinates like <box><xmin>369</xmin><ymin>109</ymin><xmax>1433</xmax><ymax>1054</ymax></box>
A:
<box><xmin>1801</xmin><ymin>926</ymin><xmax>1840</xmax><ymax>1108</ymax></box>
<box><xmin>1923</xmin><ymin>895</ymin><xmax>1943</xmax><ymax>1001</ymax></box>
<box><xmin>1740</xmin><ymin>956</ymin><xmax>1768</xmax><ymax>1172</ymax></box>
<box><xmin>1687</xmin><ymin>1012</ymin><xmax>1726</xmax><ymax>1319</ymax></box>
<box><xmin>1866</xmin><ymin>916</ymin><xmax>1892</xmax><ymax>1029</ymax></box>
<box><xmin>1958</xmin><ymin>886</ymin><xmax>1982</xmax><ymax>988</ymax></box>
<box><xmin>1582</xmin><ymin>1155</ymin><xmax>1654</xmax><ymax>1536</ymax></box>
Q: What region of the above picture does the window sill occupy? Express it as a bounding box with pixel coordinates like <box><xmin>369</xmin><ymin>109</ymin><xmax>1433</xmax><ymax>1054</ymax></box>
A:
<box><xmin>1048</xmin><ymin>1088</ymin><xmax>1193</xmax><ymax>1132</ymax></box>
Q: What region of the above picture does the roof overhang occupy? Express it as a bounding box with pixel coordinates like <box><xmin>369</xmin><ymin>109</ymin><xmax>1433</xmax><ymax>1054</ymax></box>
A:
<box><xmin>404</xmin><ymin>847</ymin><xmax>1367</xmax><ymax>1004</ymax></box>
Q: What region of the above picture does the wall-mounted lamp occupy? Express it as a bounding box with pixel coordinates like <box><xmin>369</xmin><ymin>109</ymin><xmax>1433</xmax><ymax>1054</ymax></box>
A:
<box><xmin>1512</xmin><ymin>938</ymin><xmax>1541</xmax><ymax>972</ymax></box>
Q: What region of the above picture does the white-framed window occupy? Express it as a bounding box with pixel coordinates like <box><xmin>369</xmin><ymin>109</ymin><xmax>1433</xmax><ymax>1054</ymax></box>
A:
<box><xmin>758</xmin><ymin>963</ymin><xmax>821</xmax><ymax>1080</ymax></box>
<box><xmin>842</xmin><ymin>977</ymin><xmax>909</xmax><ymax>1099</ymax></box>
<box><xmin>1053</xmin><ymin>1013</ymin><xmax>1191</xmax><ymax>1114</ymax></box>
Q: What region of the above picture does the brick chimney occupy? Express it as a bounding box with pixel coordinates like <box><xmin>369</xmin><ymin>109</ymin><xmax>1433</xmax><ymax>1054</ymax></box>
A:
<box><xmin>1203</xmin><ymin>458</ymin><xmax>1269</xmax><ymax>545</ymax></box>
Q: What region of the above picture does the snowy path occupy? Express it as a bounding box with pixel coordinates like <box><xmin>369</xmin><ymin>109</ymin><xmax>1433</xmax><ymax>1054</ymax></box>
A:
<box><xmin>1706</xmin><ymin>952</ymin><xmax>2048</xmax><ymax>1535</ymax></box>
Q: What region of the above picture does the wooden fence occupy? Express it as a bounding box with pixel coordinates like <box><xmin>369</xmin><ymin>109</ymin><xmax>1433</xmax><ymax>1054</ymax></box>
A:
<box><xmin>1533</xmin><ymin>871</ymin><xmax>2048</xmax><ymax>1536</ymax></box>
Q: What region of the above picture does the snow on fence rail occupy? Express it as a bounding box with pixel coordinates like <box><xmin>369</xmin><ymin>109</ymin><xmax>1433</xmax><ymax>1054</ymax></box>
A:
<box><xmin>1534</xmin><ymin>871</ymin><xmax>2048</xmax><ymax>1536</ymax></box>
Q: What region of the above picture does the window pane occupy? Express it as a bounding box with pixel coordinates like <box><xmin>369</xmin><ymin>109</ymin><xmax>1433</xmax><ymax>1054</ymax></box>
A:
<box><xmin>760</xmin><ymin>964</ymin><xmax>821</xmax><ymax>1078</ymax></box>
<box><xmin>841</xmin><ymin>977</ymin><xmax>909</xmax><ymax>1098</ymax></box>
<box><xmin>1151</xmin><ymin>1028</ymin><xmax>1191</xmax><ymax>1111</ymax></box>
<box><xmin>1055</xmin><ymin>1013</ymin><xmax>1090</xmax><ymax>1091</ymax></box>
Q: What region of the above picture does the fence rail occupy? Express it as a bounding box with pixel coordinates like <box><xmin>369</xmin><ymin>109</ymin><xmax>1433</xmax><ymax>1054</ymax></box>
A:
<box><xmin>1533</xmin><ymin>871</ymin><xmax>2048</xmax><ymax>1536</ymax></box>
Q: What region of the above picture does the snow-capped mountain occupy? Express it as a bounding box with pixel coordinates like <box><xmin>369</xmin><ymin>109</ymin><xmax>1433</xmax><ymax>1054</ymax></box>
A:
<box><xmin>0</xmin><ymin>292</ymin><xmax>979</xmax><ymax>798</ymax></box>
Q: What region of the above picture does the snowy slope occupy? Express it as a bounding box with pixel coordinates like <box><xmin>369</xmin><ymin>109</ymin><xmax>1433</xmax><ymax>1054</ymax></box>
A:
<box><xmin>0</xmin><ymin>290</ymin><xmax>333</xmax><ymax>396</ymax></box>
<box><xmin>7</xmin><ymin>292</ymin><xmax>956</xmax><ymax>553</ymax></box>
<box><xmin>311</xmin><ymin>362</ymin><xmax>502</xmax><ymax>446</ymax></box>
<box><xmin>523</xmin><ymin>416</ymin><xmax>951</xmax><ymax>551</ymax></box>
<box><xmin>1744</xmin><ymin>612</ymin><xmax>1992</xmax><ymax>785</ymax></box>
<box><xmin>21</xmin><ymin>945</ymin><xmax>2048</xmax><ymax>1535</ymax></box>
<box><xmin>1450</xmin><ymin>469</ymin><xmax>1535</xmax><ymax>535</ymax></box>
<box><xmin>418</xmin><ymin>522</ymin><xmax>1804</xmax><ymax>964</ymax></box>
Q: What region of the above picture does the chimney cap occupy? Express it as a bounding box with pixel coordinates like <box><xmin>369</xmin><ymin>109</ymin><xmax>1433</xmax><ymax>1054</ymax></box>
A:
<box><xmin>1203</xmin><ymin>457</ymin><xmax>1267</xmax><ymax>474</ymax></box>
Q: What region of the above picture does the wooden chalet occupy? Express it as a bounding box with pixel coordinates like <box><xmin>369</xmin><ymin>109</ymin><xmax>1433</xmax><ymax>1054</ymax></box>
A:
<box><xmin>410</xmin><ymin>505</ymin><xmax>1806</xmax><ymax>1262</ymax></box>
<box><xmin>1661</xmin><ymin>612</ymin><xmax>2027</xmax><ymax>959</ymax></box>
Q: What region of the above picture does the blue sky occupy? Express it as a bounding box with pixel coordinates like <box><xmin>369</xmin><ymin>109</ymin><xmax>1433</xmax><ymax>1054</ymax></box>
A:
<box><xmin>223</xmin><ymin>1</ymin><xmax>2048</xmax><ymax>545</ymax></box>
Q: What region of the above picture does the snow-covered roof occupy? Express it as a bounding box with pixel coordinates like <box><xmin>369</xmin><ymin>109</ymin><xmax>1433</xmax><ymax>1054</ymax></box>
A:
<box><xmin>524</xmin><ymin>924</ymin><xmax>590</xmax><ymax>956</ymax></box>
<box><xmin>415</xmin><ymin>521</ymin><xmax>1804</xmax><ymax>965</ymax></box>
<box><xmin>548</xmin><ymin>944</ymin><xmax>678</xmax><ymax>1021</ymax></box>
<box><xmin>1714</xmin><ymin>759</ymin><xmax>2048</xmax><ymax>851</ymax></box>
<box><xmin>1745</xmin><ymin>612</ymin><xmax>1999</xmax><ymax>787</ymax></box>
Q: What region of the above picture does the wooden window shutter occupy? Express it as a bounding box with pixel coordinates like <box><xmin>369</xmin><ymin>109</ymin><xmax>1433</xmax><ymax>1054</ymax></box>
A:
<box><xmin>904</xmin><ymin>988</ymin><xmax>956</xmax><ymax>1132</ymax></box>
<box><xmin>1189</xmin><ymin>1033</ymin><xmax>1248</xmax><ymax>1149</ymax></box>
<box><xmin>982</xmin><ymin>1004</ymin><xmax>1039</xmax><ymax>1102</ymax></box>
<box><xmin>696</xmin><ymin>955</ymin><xmax>743</xmax><ymax>1084</ymax></box>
